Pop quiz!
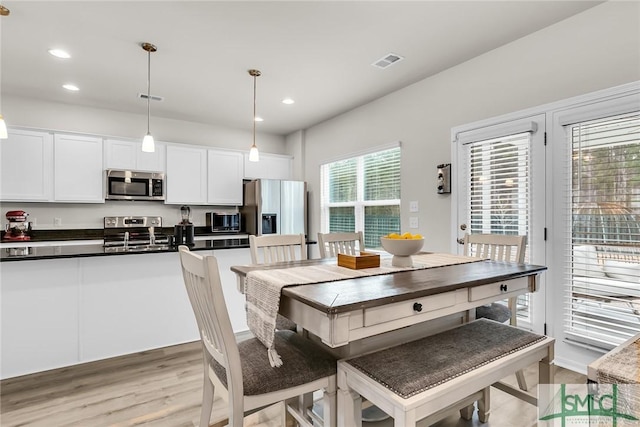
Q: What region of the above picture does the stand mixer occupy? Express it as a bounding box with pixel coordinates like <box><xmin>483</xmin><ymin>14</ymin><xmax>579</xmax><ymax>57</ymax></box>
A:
<box><xmin>4</xmin><ymin>210</ymin><xmax>32</xmax><ymax>241</ymax></box>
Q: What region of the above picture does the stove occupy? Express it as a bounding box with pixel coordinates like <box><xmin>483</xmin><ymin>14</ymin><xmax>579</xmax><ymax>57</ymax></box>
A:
<box><xmin>103</xmin><ymin>216</ymin><xmax>171</xmax><ymax>252</ymax></box>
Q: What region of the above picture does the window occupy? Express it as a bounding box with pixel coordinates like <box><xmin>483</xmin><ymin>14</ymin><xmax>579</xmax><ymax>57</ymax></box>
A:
<box><xmin>564</xmin><ymin>111</ymin><xmax>640</xmax><ymax>349</ymax></box>
<box><xmin>455</xmin><ymin>117</ymin><xmax>545</xmax><ymax>329</ymax></box>
<box><xmin>321</xmin><ymin>146</ymin><xmax>401</xmax><ymax>248</ymax></box>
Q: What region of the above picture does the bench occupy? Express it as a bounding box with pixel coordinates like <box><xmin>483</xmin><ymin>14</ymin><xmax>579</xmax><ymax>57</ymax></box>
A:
<box><xmin>337</xmin><ymin>319</ymin><xmax>555</xmax><ymax>426</ymax></box>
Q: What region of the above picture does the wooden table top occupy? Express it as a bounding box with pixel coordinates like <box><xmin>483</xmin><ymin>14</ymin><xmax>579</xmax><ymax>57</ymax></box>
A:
<box><xmin>231</xmin><ymin>257</ymin><xmax>546</xmax><ymax>314</ymax></box>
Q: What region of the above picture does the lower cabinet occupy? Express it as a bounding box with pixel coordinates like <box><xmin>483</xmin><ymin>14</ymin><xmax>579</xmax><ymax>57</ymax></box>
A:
<box><xmin>0</xmin><ymin>249</ymin><xmax>251</xmax><ymax>379</ymax></box>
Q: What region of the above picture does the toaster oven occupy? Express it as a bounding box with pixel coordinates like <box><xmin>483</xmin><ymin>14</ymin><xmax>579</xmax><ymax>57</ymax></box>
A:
<box><xmin>206</xmin><ymin>212</ymin><xmax>241</xmax><ymax>233</ymax></box>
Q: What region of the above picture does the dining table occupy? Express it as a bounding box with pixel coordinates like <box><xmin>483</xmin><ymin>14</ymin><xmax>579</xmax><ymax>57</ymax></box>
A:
<box><xmin>231</xmin><ymin>252</ymin><xmax>547</xmax><ymax>358</ymax></box>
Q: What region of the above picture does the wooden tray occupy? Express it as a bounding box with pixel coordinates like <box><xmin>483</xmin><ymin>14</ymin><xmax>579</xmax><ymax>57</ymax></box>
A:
<box><xmin>337</xmin><ymin>252</ymin><xmax>380</xmax><ymax>269</ymax></box>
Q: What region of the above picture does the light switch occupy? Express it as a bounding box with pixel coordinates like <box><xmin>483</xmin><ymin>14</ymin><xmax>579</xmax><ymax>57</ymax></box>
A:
<box><xmin>409</xmin><ymin>201</ymin><xmax>419</xmax><ymax>213</ymax></box>
<box><xmin>409</xmin><ymin>216</ymin><xmax>419</xmax><ymax>229</ymax></box>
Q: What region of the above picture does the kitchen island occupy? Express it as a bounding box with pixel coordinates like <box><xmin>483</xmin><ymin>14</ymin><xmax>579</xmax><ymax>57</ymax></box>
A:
<box><xmin>0</xmin><ymin>235</ymin><xmax>252</xmax><ymax>379</ymax></box>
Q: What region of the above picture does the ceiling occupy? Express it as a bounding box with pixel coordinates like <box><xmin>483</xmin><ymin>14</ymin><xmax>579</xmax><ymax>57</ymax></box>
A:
<box><xmin>1</xmin><ymin>1</ymin><xmax>602</xmax><ymax>136</ymax></box>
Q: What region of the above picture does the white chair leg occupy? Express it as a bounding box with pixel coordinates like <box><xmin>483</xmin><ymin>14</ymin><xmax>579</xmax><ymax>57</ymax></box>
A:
<box><xmin>200</xmin><ymin>376</ymin><xmax>215</xmax><ymax>427</ymax></box>
<box><xmin>478</xmin><ymin>386</ymin><xmax>491</xmax><ymax>423</ymax></box>
<box><xmin>459</xmin><ymin>404</ymin><xmax>475</xmax><ymax>420</ymax></box>
<box><xmin>337</xmin><ymin>387</ymin><xmax>361</xmax><ymax>427</ymax></box>
<box><xmin>516</xmin><ymin>369</ymin><xmax>529</xmax><ymax>391</ymax></box>
<box><xmin>323</xmin><ymin>386</ymin><xmax>338</xmax><ymax>427</ymax></box>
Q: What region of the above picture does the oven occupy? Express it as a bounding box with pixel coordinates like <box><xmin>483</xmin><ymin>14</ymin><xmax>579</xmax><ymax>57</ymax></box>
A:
<box><xmin>103</xmin><ymin>216</ymin><xmax>171</xmax><ymax>252</ymax></box>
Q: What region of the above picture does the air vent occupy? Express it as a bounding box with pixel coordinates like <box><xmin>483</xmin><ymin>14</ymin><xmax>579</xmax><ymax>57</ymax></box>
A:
<box><xmin>138</xmin><ymin>93</ymin><xmax>164</xmax><ymax>102</ymax></box>
<box><xmin>372</xmin><ymin>53</ymin><xmax>404</xmax><ymax>69</ymax></box>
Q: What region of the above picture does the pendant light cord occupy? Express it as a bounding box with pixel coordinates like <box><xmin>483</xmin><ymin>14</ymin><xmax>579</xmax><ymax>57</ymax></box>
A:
<box><xmin>147</xmin><ymin>49</ymin><xmax>151</xmax><ymax>134</ymax></box>
<box><xmin>252</xmin><ymin>74</ymin><xmax>257</xmax><ymax>147</ymax></box>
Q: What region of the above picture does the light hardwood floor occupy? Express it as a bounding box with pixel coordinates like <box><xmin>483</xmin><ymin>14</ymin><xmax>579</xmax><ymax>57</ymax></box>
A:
<box><xmin>0</xmin><ymin>341</ymin><xmax>585</xmax><ymax>427</ymax></box>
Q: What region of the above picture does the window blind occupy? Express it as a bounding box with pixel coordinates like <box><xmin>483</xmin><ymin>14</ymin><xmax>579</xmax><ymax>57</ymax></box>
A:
<box><xmin>565</xmin><ymin>112</ymin><xmax>640</xmax><ymax>348</ymax></box>
<box><xmin>462</xmin><ymin>132</ymin><xmax>532</xmax><ymax>323</ymax></box>
<box><xmin>321</xmin><ymin>147</ymin><xmax>401</xmax><ymax>248</ymax></box>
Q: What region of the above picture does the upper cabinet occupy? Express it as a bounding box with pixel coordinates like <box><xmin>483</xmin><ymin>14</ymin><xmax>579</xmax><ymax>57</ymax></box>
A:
<box><xmin>54</xmin><ymin>134</ymin><xmax>104</xmax><ymax>203</ymax></box>
<box><xmin>165</xmin><ymin>144</ymin><xmax>207</xmax><ymax>205</ymax></box>
<box><xmin>0</xmin><ymin>129</ymin><xmax>54</xmax><ymax>202</ymax></box>
<box><xmin>243</xmin><ymin>152</ymin><xmax>293</xmax><ymax>180</ymax></box>
<box><xmin>208</xmin><ymin>150</ymin><xmax>243</xmax><ymax>205</ymax></box>
<box><xmin>104</xmin><ymin>139</ymin><xmax>166</xmax><ymax>172</ymax></box>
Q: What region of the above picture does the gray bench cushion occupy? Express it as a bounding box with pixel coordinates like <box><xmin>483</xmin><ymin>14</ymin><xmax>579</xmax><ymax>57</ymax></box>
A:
<box><xmin>476</xmin><ymin>302</ymin><xmax>512</xmax><ymax>323</ymax></box>
<box><xmin>212</xmin><ymin>330</ymin><xmax>337</xmax><ymax>395</ymax></box>
<box><xmin>345</xmin><ymin>319</ymin><xmax>545</xmax><ymax>398</ymax></box>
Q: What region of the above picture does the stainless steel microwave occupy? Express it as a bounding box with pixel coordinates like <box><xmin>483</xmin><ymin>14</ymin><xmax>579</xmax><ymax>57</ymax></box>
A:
<box><xmin>105</xmin><ymin>170</ymin><xmax>165</xmax><ymax>201</ymax></box>
<box><xmin>206</xmin><ymin>212</ymin><xmax>241</xmax><ymax>233</ymax></box>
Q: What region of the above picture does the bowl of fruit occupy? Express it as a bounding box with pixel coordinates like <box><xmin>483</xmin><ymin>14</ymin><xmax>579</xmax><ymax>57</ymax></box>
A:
<box><xmin>380</xmin><ymin>232</ymin><xmax>424</xmax><ymax>267</ymax></box>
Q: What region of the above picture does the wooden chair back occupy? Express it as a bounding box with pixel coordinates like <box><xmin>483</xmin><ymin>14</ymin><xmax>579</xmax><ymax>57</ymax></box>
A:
<box><xmin>178</xmin><ymin>245</ymin><xmax>244</xmax><ymax>425</ymax></box>
<box><xmin>249</xmin><ymin>234</ymin><xmax>307</xmax><ymax>264</ymax></box>
<box><xmin>317</xmin><ymin>231</ymin><xmax>365</xmax><ymax>258</ymax></box>
<box><xmin>463</xmin><ymin>233</ymin><xmax>526</xmax><ymax>263</ymax></box>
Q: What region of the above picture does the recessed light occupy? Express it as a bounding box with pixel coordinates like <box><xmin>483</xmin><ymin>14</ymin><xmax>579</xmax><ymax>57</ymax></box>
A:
<box><xmin>48</xmin><ymin>49</ymin><xmax>71</xmax><ymax>59</ymax></box>
<box><xmin>63</xmin><ymin>84</ymin><xmax>79</xmax><ymax>91</ymax></box>
<box><xmin>254</xmin><ymin>116</ymin><xmax>264</xmax><ymax>122</ymax></box>
<box><xmin>282</xmin><ymin>98</ymin><xmax>295</xmax><ymax>105</ymax></box>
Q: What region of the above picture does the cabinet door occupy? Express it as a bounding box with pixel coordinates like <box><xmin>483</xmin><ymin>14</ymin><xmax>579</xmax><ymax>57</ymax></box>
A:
<box><xmin>208</xmin><ymin>150</ymin><xmax>243</xmax><ymax>205</ymax></box>
<box><xmin>104</xmin><ymin>139</ymin><xmax>166</xmax><ymax>172</ymax></box>
<box><xmin>0</xmin><ymin>129</ymin><xmax>53</xmax><ymax>201</ymax></box>
<box><xmin>165</xmin><ymin>144</ymin><xmax>207</xmax><ymax>204</ymax></box>
<box><xmin>137</xmin><ymin>141</ymin><xmax>166</xmax><ymax>172</ymax></box>
<box><xmin>243</xmin><ymin>152</ymin><xmax>292</xmax><ymax>180</ymax></box>
<box><xmin>54</xmin><ymin>134</ymin><xmax>104</xmax><ymax>202</ymax></box>
<box><xmin>104</xmin><ymin>139</ymin><xmax>136</xmax><ymax>170</ymax></box>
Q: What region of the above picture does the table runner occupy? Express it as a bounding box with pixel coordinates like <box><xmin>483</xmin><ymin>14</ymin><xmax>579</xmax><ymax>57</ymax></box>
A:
<box><xmin>245</xmin><ymin>252</ymin><xmax>483</xmax><ymax>367</ymax></box>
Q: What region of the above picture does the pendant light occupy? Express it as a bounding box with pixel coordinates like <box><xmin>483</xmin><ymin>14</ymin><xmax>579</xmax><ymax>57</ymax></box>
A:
<box><xmin>141</xmin><ymin>42</ymin><xmax>157</xmax><ymax>153</ymax></box>
<box><xmin>248</xmin><ymin>69</ymin><xmax>261</xmax><ymax>162</ymax></box>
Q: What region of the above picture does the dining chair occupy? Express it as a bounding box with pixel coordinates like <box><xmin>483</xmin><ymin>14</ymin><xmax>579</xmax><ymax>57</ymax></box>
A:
<box><xmin>317</xmin><ymin>231</ymin><xmax>364</xmax><ymax>258</ymax></box>
<box><xmin>249</xmin><ymin>233</ymin><xmax>307</xmax><ymax>264</ymax></box>
<box><xmin>249</xmin><ymin>234</ymin><xmax>307</xmax><ymax>332</ymax></box>
<box><xmin>463</xmin><ymin>232</ymin><xmax>529</xmax><ymax>390</ymax></box>
<box><xmin>178</xmin><ymin>245</ymin><xmax>337</xmax><ymax>427</ymax></box>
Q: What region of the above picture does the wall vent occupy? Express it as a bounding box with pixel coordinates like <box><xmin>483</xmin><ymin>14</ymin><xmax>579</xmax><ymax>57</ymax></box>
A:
<box><xmin>138</xmin><ymin>93</ymin><xmax>164</xmax><ymax>102</ymax></box>
<box><xmin>372</xmin><ymin>53</ymin><xmax>404</xmax><ymax>69</ymax></box>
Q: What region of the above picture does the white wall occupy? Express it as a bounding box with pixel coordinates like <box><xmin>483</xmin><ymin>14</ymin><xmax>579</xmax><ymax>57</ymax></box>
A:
<box><xmin>299</xmin><ymin>2</ymin><xmax>640</xmax><ymax>252</ymax></box>
<box><xmin>1</xmin><ymin>95</ymin><xmax>287</xmax><ymax>229</ymax></box>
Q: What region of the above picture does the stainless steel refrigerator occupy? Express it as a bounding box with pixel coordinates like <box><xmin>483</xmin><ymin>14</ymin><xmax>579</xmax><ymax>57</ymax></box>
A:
<box><xmin>241</xmin><ymin>179</ymin><xmax>307</xmax><ymax>236</ymax></box>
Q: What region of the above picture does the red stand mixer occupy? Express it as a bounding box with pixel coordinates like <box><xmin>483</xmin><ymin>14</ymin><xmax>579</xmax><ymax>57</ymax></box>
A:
<box><xmin>4</xmin><ymin>210</ymin><xmax>32</xmax><ymax>241</ymax></box>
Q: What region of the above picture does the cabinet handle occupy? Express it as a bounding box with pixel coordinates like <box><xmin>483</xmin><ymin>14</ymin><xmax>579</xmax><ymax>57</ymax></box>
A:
<box><xmin>500</xmin><ymin>284</ymin><xmax>508</xmax><ymax>292</ymax></box>
<box><xmin>413</xmin><ymin>302</ymin><xmax>423</xmax><ymax>312</ymax></box>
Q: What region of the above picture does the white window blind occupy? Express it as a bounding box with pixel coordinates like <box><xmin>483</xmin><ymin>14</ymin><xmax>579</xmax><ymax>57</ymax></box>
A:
<box><xmin>461</xmin><ymin>131</ymin><xmax>532</xmax><ymax>323</ymax></box>
<box><xmin>321</xmin><ymin>147</ymin><xmax>401</xmax><ymax>248</ymax></box>
<box><xmin>565</xmin><ymin>112</ymin><xmax>640</xmax><ymax>349</ymax></box>
<box><xmin>465</xmin><ymin>133</ymin><xmax>530</xmax><ymax>241</ymax></box>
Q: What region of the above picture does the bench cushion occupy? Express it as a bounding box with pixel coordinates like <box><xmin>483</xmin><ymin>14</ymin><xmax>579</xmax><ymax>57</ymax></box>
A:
<box><xmin>345</xmin><ymin>319</ymin><xmax>545</xmax><ymax>398</ymax></box>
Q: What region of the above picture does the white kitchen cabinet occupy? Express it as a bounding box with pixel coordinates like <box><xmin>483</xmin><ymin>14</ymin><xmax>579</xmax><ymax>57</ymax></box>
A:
<box><xmin>54</xmin><ymin>133</ymin><xmax>104</xmax><ymax>202</ymax></box>
<box><xmin>208</xmin><ymin>149</ymin><xmax>243</xmax><ymax>205</ymax></box>
<box><xmin>104</xmin><ymin>138</ymin><xmax>166</xmax><ymax>172</ymax></box>
<box><xmin>0</xmin><ymin>129</ymin><xmax>53</xmax><ymax>202</ymax></box>
<box><xmin>243</xmin><ymin>152</ymin><xmax>293</xmax><ymax>180</ymax></box>
<box><xmin>165</xmin><ymin>144</ymin><xmax>208</xmax><ymax>204</ymax></box>
<box><xmin>1</xmin><ymin>258</ymin><xmax>81</xmax><ymax>379</ymax></box>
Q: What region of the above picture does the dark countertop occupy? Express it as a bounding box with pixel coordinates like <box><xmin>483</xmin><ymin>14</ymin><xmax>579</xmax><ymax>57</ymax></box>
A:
<box><xmin>0</xmin><ymin>237</ymin><xmax>250</xmax><ymax>262</ymax></box>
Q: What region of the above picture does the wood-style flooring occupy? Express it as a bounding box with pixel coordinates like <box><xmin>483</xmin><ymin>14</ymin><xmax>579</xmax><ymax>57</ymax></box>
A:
<box><xmin>1</xmin><ymin>341</ymin><xmax>586</xmax><ymax>427</ymax></box>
